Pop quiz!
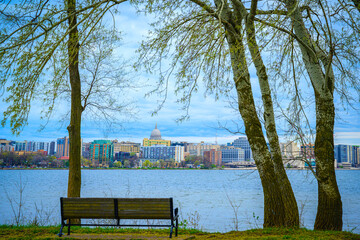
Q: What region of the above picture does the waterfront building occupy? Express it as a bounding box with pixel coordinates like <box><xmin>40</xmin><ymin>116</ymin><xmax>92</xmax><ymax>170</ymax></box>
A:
<box><xmin>350</xmin><ymin>146</ymin><xmax>359</xmax><ymax>165</ymax></box>
<box><xmin>280</xmin><ymin>141</ymin><xmax>300</xmax><ymax>158</ymax></box>
<box><xmin>49</xmin><ymin>141</ymin><xmax>56</xmax><ymax>156</ymax></box>
<box><xmin>141</xmin><ymin>145</ymin><xmax>185</xmax><ymax>162</ymax></box>
<box><xmin>187</xmin><ymin>142</ymin><xmax>220</xmax><ymax>156</ymax></box>
<box><xmin>56</xmin><ymin>137</ymin><xmax>70</xmax><ymax>159</ymax></box>
<box><xmin>300</xmin><ymin>144</ymin><xmax>315</xmax><ymax>160</ymax></box>
<box><xmin>82</xmin><ymin>142</ymin><xmax>91</xmax><ymax>159</ymax></box>
<box><xmin>334</xmin><ymin>144</ymin><xmax>360</xmax><ymax>166</ymax></box>
<box><xmin>14</xmin><ymin>141</ymin><xmax>27</xmax><ymax>151</ymax></box>
<box><xmin>114</xmin><ymin>151</ymin><xmax>131</xmax><ymax>161</ymax></box>
<box><xmin>113</xmin><ymin>140</ymin><xmax>140</xmax><ymax>153</ymax></box>
<box><xmin>334</xmin><ymin>144</ymin><xmax>349</xmax><ymax>163</ymax></box>
<box><xmin>143</xmin><ymin>124</ymin><xmax>171</xmax><ymax>146</ymax></box>
<box><xmin>89</xmin><ymin>140</ymin><xmax>114</xmax><ymax>167</ymax></box>
<box><xmin>203</xmin><ymin>149</ymin><xmax>222</xmax><ymax>166</ymax></box>
<box><xmin>232</xmin><ymin>137</ymin><xmax>253</xmax><ymax>161</ymax></box>
<box><xmin>221</xmin><ymin>148</ymin><xmax>245</xmax><ymax>164</ymax></box>
<box><xmin>0</xmin><ymin>139</ymin><xmax>15</xmax><ymax>152</ymax></box>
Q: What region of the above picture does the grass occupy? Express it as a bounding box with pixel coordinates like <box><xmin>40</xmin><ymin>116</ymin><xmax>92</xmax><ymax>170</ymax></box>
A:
<box><xmin>0</xmin><ymin>225</ymin><xmax>359</xmax><ymax>240</ymax></box>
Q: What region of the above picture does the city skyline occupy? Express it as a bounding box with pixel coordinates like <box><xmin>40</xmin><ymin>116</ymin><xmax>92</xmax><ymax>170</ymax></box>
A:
<box><xmin>1</xmin><ymin>123</ymin><xmax>359</xmax><ymax>147</ymax></box>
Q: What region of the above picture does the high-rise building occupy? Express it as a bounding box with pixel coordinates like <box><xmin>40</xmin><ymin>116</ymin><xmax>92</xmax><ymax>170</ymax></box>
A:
<box><xmin>334</xmin><ymin>144</ymin><xmax>360</xmax><ymax>166</ymax></box>
<box><xmin>141</xmin><ymin>145</ymin><xmax>185</xmax><ymax>162</ymax></box>
<box><xmin>203</xmin><ymin>149</ymin><xmax>222</xmax><ymax>166</ymax></box>
<box><xmin>56</xmin><ymin>137</ymin><xmax>70</xmax><ymax>159</ymax></box>
<box><xmin>232</xmin><ymin>137</ymin><xmax>253</xmax><ymax>161</ymax></box>
<box><xmin>49</xmin><ymin>141</ymin><xmax>56</xmax><ymax>156</ymax></box>
<box><xmin>221</xmin><ymin>148</ymin><xmax>245</xmax><ymax>164</ymax></box>
<box><xmin>89</xmin><ymin>140</ymin><xmax>114</xmax><ymax>167</ymax></box>
<box><xmin>334</xmin><ymin>144</ymin><xmax>349</xmax><ymax>163</ymax></box>
<box><xmin>143</xmin><ymin>124</ymin><xmax>171</xmax><ymax>146</ymax></box>
<box><xmin>350</xmin><ymin>146</ymin><xmax>359</xmax><ymax>165</ymax></box>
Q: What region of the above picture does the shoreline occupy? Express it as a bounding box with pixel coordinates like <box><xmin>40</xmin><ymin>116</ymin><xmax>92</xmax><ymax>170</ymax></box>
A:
<box><xmin>1</xmin><ymin>167</ymin><xmax>360</xmax><ymax>170</ymax></box>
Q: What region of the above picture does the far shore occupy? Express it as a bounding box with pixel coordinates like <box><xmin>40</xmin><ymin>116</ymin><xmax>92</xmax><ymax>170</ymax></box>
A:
<box><xmin>1</xmin><ymin>167</ymin><xmax>360</xmax><ymax>171</ymax></box>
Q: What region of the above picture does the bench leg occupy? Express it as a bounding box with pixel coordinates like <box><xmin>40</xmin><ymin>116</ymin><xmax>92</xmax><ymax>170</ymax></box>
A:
<box><xmin>169</xmin><ymin>226</ymin><xmax>173</xmax><ymax>238</ymax></box>
<box><xmin>58</xmin><ymin>224</ymin><xmax>64</xmax><ymax>237</ymax></box>
<box><xmin>68</xmin><ymin>220</ymin><xmax>71</xmax><ymax>235</ymax></box>
<box><xmin>175</xmin><ymin>218</ymin><xmax>178</xmax><ymax>237</ymax></box>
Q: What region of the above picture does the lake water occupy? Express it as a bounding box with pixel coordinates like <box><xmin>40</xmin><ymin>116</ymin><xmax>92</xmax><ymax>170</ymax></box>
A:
<box><xmin>0</xmin><ymin>169</ymin><xmax>359</xmax><ymax>233</ymax></box>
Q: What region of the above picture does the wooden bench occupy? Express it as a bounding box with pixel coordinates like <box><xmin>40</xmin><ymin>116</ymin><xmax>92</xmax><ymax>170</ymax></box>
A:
<box><xmin>58</xmin><ymin>197</ymin><xmax>179</xmax><ymax>238</ymax></box>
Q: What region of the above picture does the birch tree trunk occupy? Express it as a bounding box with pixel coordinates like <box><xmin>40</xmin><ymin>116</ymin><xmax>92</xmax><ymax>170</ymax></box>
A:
<box><xmin>66</xmin><ymin>0</ymin><xmax>82</xmax><ymax>201</ymax></box>
<box><xmin>314</xmin><ymin>94</ymin><xmax>342</xmax><ymax>230</ymax></box>
<box><xmin>244</xmin><ymin>4</ymin><xmax>299</xmax><ymax>227</ymax></box>
<box><xmin>211</xmin><ymin>0</ymin><xmax>286</xmax><ymax>227</ymax></box>
<box><xmin>225</xmin><ymin>28</ymin><xmax>286</xmax><ymax>228</ymax></box>
<box><xmin>284</xmin><ymin>0</ymin><xmax>342</xmax><ymax>230</ymax></box>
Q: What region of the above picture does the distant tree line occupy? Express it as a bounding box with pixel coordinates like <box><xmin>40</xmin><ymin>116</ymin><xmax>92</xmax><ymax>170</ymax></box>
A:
<box><xmin>0</xmin><ymin>151</ymin><xmax>64</xmax><ymax>168</ymax></box>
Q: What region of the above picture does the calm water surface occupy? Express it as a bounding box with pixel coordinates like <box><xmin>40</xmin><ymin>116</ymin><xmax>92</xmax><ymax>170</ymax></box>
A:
<box><xmin>0</xmin><ymin>169</ymin><xmax>359</xmax><ymax>233</ymax></box>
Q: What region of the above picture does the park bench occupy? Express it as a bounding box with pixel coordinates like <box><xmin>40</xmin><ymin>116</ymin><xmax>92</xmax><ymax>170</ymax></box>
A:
<box><xmin>58</xmin><ymin>197</ymin><xmax>179</xmax><ymax>238</ymax></box>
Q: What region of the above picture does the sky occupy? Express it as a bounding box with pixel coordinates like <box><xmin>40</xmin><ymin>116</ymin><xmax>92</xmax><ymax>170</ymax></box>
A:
<box><xmin>0</xmin><ymin>2</ymin><xmax>359</xmax><ymax>145</ymax></box>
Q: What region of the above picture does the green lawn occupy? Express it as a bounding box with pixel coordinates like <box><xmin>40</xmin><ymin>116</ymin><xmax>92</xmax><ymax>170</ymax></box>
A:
<box><xmin>0</xmin><ymin>225</ymin><xmax>359</xmax><ymax>240</ymax></box>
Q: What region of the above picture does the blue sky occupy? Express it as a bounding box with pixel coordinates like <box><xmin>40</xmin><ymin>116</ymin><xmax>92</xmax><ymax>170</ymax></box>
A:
<box><xmin>1</xmin><ymin>2</ymin><xmax>359</xmax><ymax>145</ymax></box>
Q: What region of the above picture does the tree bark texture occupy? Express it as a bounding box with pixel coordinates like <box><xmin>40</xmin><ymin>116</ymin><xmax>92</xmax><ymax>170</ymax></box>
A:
<box><xmin>284</xmin><ymin>0</ymin><xmax>342</xmax><ymax>230</ymax></box>
<box><xmin>225</xmin><ymin>30</ymin><xmax>286</xmax><ymax>228</ymax></box>
<box><xmin>314</xmin><ymin>95</ymin><xmax>342</xmax><ymax>231</ymax></box>
<box><xmin>245</xmin><ymin>12</ymin><xmax>299</xmax><ymax>227</ymax></box>
<box><xmin>66</xmin><ymin>0</ymin><xmax>82</xmax><ymax>200</ymax></box>
<box><xmin>211</xmin><ymin>0</ymin><xmax>286</xmax><ymax>227</ymax></box>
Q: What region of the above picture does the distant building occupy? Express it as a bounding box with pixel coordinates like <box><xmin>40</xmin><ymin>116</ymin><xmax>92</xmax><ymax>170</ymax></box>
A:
<box><xmin>334</xmin><ymin>144</ymin><xmax>359</xmax><ymax>166</ymax></box>
<box><xmin>113</xmin><ymin>140</ymin><xmax>140</xmax><ymax>154</ymax></box>
<box><xmin>141</xmin><ymin>145</ymin><xmax>185</xmax><ymax>162</ymax></box>
<box><xmin>187</xmin><ymin>142</ymin><xmax>220</xmax><ymax>156</ymax></box>
<box><xmin>171</xmin><ymin>142</ymin><xmax>188</xmax><ymax>147</ymax></box>
<box><xmin>82</xmin><ymin>142</ymin><xmax>91</xmax><ymax>159</ymax></box>
<box><xmin>49</xmin><ymin>141</ymin><xmax>56</xmax><ymax>156</ymax></box>
<box><xmin>300</xmin><ymin>144</ymin><xmax>315</xmax><ymax>160</ymax></box>
<box><xmin>14</xmin><ymin>141</ymin><xmax>27</xmax><ymax>151</ymax></box>
<box><xmin>203</xmin><ymin>149</ymin><xmax>222</xmax><ymax>166</ymax></box>
<box><xmin>89</xmin><ymin>140</ymin><xmax>114</xmax><ymax>167</ymax></box>
<box><xmin>280</xmin><ymin>141</ymin><xmax>300</xmax><ymax>158</ymax></box>
<box><xmin>0</xmin><ymin>139</ymin><xmax>14</xmax><ymax>152</ymax></box>
<box><xmin>232</xmin><ymin>137</ymin><xmax>253</xmax><ymax>161</ymax></box>
<box><xmin>143</xmin><ymin>124</ymin><xmax>171</xmax><ymax>146</ymax></box>
<box><xmin>27</xmin><ymin>141</ymin><xmax>33</xmax><ymax>152</ymax></box>
<box><xmin>114</xmin><ymin>151</ymin><xmax>131</xmax><ymax>161</ymax></box>
<box><xmin>56</xmin><ymin>137</ymin><xmax>70</xmax><ymax>159</ymax></box>
<box><xmin>221</xmin><ymin>148</ymin><xmax>245</xmax><ymax>164</ymax></box>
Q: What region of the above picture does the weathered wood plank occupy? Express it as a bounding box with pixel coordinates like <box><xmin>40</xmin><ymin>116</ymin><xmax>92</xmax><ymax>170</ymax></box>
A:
<box><xmin>61</xmin><ymin>198</ymin><xmax>172</xmax><ymax>219</ymax></box>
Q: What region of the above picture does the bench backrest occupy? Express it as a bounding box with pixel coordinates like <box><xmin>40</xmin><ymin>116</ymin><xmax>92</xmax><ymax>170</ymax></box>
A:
<box><xmin>61</xmin><ymin>197</ymin><xmax>173</xmax><ymax>220</ymax></box>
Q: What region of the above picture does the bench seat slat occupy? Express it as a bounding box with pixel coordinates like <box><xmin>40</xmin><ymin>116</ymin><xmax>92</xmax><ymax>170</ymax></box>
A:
<box><xmin>63</xmin><ymin>198</ymin><xmax>115</xmax><ymax>219</ymax></box>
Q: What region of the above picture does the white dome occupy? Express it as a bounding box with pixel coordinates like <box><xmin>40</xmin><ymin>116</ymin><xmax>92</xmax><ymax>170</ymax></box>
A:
<box><xmin>150</xmin><ymin>124</ymin><xmax>162</xmax><ymax>140</ymax></box>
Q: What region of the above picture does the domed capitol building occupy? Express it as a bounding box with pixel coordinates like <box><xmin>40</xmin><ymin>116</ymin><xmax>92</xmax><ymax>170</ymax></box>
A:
<box><xmin>142</xmin><ymin>124</ymin><xmax>171</xmax><ymax>146</ymax></box>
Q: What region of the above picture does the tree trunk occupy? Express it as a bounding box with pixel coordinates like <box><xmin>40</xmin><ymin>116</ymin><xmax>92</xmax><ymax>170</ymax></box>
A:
<box><xmin>226</xmin><ymin>31</ymin><xmax>286</xmax><ymax>227</ymax></box>
<box><xmin>66</xmin><ymin>0</ymin><xmax>82</xmax><ymax>200</ymax></box>
<box><xmin>245</xmin><ymin>14</ymin><xmax>299</xmax><ymax>227</ymax></box>
<box><xmin>284</xmin><ymin>0</ymin><xmax>343</xmax><ymax>230</ymax></box>
<box><xmin>314</xmin><ymin>95</ymin><xmax>342</xmax><ymax>231</ymax></box>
